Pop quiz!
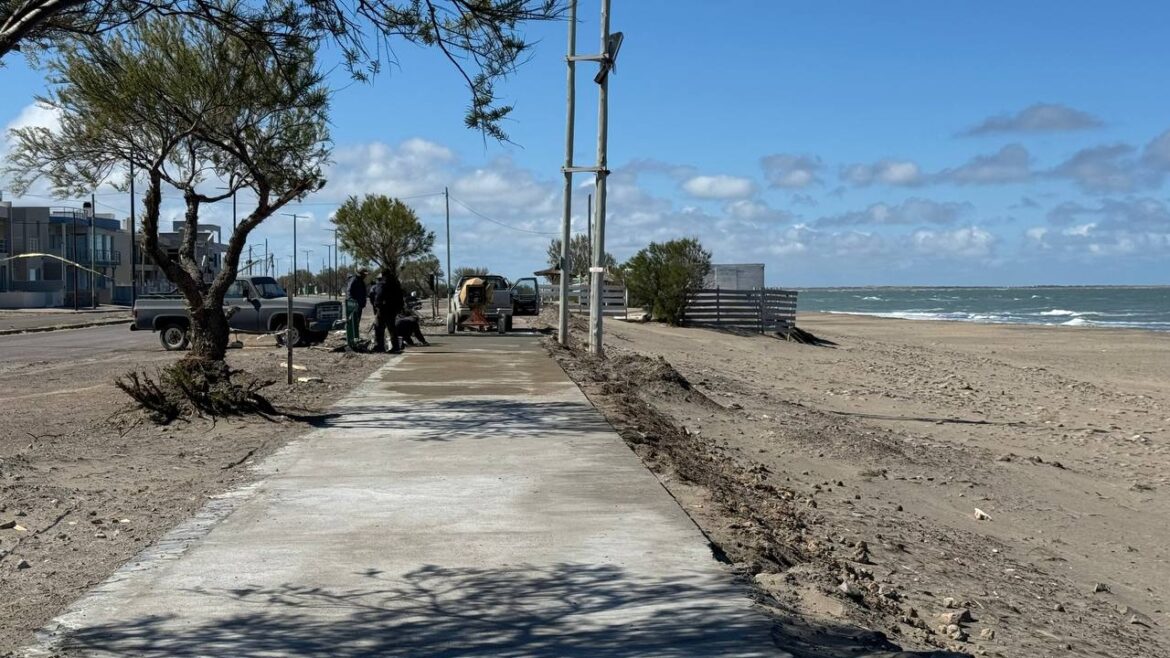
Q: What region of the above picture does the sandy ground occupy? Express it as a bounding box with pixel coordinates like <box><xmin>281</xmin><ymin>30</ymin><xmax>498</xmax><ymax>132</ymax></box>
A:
<box><xmin>548</xmin><ymin>311</ymin><xmax>1170</xmax><ymax>657</ymax></box>
<box><xmin>0</xmin><ymin>326</ymin><xmax>391</xmax><ymax>655</ymax></box>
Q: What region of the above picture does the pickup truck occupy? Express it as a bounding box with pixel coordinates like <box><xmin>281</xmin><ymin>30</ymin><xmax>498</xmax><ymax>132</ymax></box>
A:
<box><xmin>445</xmin><ymin>274</ymin><xmax>538</xmax><ymax>334</ymax></box>
<box><xmin>131</xmin><ymin>276</ymin><xmax>344</xmax><ymax>350</ymax></box>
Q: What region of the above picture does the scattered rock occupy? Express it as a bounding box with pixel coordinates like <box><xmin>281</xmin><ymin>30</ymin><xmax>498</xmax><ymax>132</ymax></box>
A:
<box><xmin>1093</xmin><ymin>582</ymin><xmax>1111</xmax><ymax>594</ymax></box>
<box><xmin>15</xmin><ymin>559</ymin><xmax>30</xmax><ymax>570</ymax></box>
<box><xmin>973</xmin><ymin>508</ymin><xmax>992</xmax><ymax>521</ymax></box>
<box><xmin>1054</xmin><ymin>603</ymin><xmax>1065</xmax><ymax>612</ymax></box>
<box><xmin>0</xmin><ymin>520</ymin><xmax>14</xmax><ymax>529</ymax></box>
<box><xmin>943</xmin><ymin>596</ymin><xmax>958</xmax><ymax>608</ymax></box>
<box><xmin>979</xmin><ymin>627</ymin><xmax>996</xmax><ymax>640</ymax></box>
<box><xmin>938</xmin><ymin>609</ymin><xmax>972</xmax><ymax>625</ymax></box>
<box><xmin>838</xmin><ymin>580</ymin><xmax>863</xmax><ymax>598</ymax></box>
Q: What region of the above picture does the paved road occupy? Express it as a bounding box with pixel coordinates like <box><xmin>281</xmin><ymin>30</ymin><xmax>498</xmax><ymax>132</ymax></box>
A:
<box><xmin>0</xmin><ymin>323</ymin><xmax>154</xmax><ymax>366</ymax></box>
<box><xmin>28</xmin><ymin>334</ymin><xmax>784</xmax><ymax>657</ymax></box>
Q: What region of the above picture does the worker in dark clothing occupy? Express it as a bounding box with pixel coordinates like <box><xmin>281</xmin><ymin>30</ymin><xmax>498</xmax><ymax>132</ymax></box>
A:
<box><xmin>395</xmin><ymin>311</ymin><xmax>429</xmax><ymax>347</ymax></box>
<box><xmin>345</xmin><ymin>267</ymin><xmax>369</xmax><ymax>333</ymax></box>
<box><xmin>368</xmin><ymin>270</ymin><xmax>404</xmax><ymax>353</ymax></box>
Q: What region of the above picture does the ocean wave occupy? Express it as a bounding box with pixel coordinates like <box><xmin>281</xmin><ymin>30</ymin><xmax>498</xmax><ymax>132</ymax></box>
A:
<box><xmin>1040</xmin><ymin>309</ymin><xmax>1077</xmax><ymax>316</ymax></box>
<box><xmin>861</xmin><ymin>296</ymin><xmax>883</xmax><ymax>301</ymax></box>
<box><xmin>824</xmin><ymin>310</ymin><xmax>1169</xmax><ymax>331</ymax></box>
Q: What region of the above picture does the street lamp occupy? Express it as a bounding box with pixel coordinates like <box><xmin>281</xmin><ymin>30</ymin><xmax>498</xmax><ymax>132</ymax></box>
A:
<box><xmin>82</xmin><ymin>200</ymin><xmax>95</xmax><ymax>309</ymax></box>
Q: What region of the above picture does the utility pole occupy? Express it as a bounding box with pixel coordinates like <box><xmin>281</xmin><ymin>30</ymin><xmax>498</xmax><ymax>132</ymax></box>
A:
<box><xmin>264</xmin><ymin>239</ymin><xmax>269</xmax><ymax>276</ymax></box>
<box><xmin>130</xmin><ymin>161</ymin><xmax>137</xmax><ymax>306</ymax></box>
<box><xmin>72</xmin><ymin>211</ymin><xmax>78</xmax><ymax>311</ymax></box>
<box><xmin>444</xmin><ymin>186</ymin><xmax>451</xmax><ymax>302</ymax></box>
<box><xmin>89</xmin><ymin>193</ymin><xmax>97</xmax><ymax>309</ymax></box>
<box><xmin>586</xmin><ymin>193</ymin><xmax>592</xmax><ymax>265</ymax></box>
<box><xmin>557</xmin><ymin>0</ymin><xmax>578</xmax><ymax>346</ymax></box>
<box><xmin>282</xmin><ymin>213</ymin><xmax>299</xmax><ymax>384</ymax></box>
<box><xmin>588</xmin><ymin>0</ymin><xmax>618</xmax><ymax>356</ymax></box>
<box><xmin>561</xmin><ymin>0</ymin><xmax>621</xmax><ymax>356</ymax></box>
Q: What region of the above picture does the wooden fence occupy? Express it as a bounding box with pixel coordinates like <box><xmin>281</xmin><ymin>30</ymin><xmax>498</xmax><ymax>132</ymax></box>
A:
<box><xmin>540</xmin><ymin>281</ymin><xmax>628</xmax><ymax>318</ymax></box>
<box><xmin>682</xmin><ymin>288</ymin><xmax>798</xmax><ymax>336</ymax></box>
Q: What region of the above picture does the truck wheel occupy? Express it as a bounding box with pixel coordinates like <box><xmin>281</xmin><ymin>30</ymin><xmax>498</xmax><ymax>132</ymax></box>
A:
<box><xmin>158</xmin><ymin>323</ymin><xmax>190</xmax><ymax>351</ymax></box>
<box><xmin>446</xmin><ymin>313</ymin><xmax>456</xmax><ymax>335</ymax></box>
<box><xmin>275</xmin><ymin>322</ymin><xmax>304</xmax><ymax>347</ymax></box>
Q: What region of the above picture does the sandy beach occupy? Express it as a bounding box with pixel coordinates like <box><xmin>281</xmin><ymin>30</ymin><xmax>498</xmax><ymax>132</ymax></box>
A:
<box><xmin>554</xmin><ymin>311</ymin><xmax>1170</xmax><ymax>656</ymax></box>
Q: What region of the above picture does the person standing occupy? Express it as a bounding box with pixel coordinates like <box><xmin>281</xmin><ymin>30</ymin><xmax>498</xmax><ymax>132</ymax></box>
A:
<box><xmin>345</xmin><ymin>267</ymin><xmax>369</xmax><ymax>333</ymax></box>
<box><xmin>370</xmin><ymin>269</ymin><xmax>404</xmax><ymax>353</ymax></box>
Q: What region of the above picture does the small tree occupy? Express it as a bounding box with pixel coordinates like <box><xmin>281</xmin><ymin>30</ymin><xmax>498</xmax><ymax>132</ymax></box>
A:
<box><xmin>545</xmin><ymin>234</ymin><xmax>615</xmax><ymax>282</ymax></box>
<box><xmin>623</xmin><ymin>238</ymin><xmax>712</xmax><ymax>326</ymax></box>
<box><xmin>333</xmin><ymin>195</ymin><xmax>435</xmax><ymax>278</ymax></box>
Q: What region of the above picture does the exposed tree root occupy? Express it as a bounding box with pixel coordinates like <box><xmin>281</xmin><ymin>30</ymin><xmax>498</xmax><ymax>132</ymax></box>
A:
<box><xmin>115</xmin><ymin>358</ymin><xmax>276</xmax><ymax>424</ymax></box>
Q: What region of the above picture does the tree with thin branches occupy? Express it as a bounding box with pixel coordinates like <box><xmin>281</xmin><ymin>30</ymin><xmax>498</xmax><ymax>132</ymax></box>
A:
<box><xmin>1</xmin><ymin>0</ymin><xmax>562</xmax><ymax>140</ymax></box>
<box><xmin>6</xmin><ymin>15</ymin><xmax>328</xmax><ymax>392</ymax></box>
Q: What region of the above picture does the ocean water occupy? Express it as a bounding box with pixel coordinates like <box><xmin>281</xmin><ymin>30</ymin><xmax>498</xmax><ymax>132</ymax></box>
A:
<box><xmin>797</xmin><ymin>287</ymin><xmax>1170</xmax><ymax>332</ymax></box>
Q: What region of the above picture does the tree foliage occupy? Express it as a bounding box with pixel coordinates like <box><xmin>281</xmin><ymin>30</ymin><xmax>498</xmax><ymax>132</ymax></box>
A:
<box><xmin>333</xmin><ymin>194</ymin><xmax>436</xmax><ymax>276</ymax></box>
<box><xmin>545</xmin><ymin>234</ymin><xmax>615</xmax><ymax>281</ymax></box>
<box><xmin>453</xmin><ymin>265</ymin><xmax>490</xmax><ymax>280</ymax></box>
<box><xmin>4</xmin><ymin>15</ymin><xmax>329</xmax><ymax>365</ymax></box>
<box><xmin>400</xmin><ymin>254</ymin><xmax>441</xmax><ymax>294</ymax></box>
<box><xmin>0</xmin><ymin>0</ymin><xmax>562</xmax><ymax>140</ymax></box>
<box><xmin>623</xmin><ymin>238</ymin><xmax>712</xmax><ymax>326</ymax></box>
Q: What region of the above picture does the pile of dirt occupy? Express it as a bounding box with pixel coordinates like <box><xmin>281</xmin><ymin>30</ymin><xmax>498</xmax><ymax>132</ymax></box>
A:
<box><xmin>0</xmin><ymin>341</ymin><xmax>387</xmax><ymax>655</ymax></box>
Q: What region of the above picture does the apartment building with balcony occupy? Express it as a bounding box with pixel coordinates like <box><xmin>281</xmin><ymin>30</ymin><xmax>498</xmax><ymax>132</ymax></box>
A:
<box><xmin>0</xmin><ymin>201</ymin><xmax>131</xmax><ymax>308</ymax></box>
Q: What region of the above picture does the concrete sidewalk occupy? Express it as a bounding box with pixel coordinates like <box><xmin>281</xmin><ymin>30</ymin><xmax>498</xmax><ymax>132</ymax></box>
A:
<box><xmin>0</xmin><ymin>308</ymin><xmax>129</xmax><ymax>335</ymax></box>
<box><xmin>28</xmin><ymin>334</ymin><xmax>783</xmax><ymax>657</ymax></box>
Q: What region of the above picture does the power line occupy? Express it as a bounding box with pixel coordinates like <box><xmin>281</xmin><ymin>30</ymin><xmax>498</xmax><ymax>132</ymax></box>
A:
<box><xmin>448</xmin><ymin>196</ymin><xmax>558</xmax><ymax>236</ymax></box>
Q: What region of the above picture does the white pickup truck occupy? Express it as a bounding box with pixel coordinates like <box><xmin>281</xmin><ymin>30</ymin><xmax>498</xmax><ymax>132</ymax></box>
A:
<box><xmin>445</xmin><ymin>274</ymin><xmax>538</xmax><ymax>334</ymax></box>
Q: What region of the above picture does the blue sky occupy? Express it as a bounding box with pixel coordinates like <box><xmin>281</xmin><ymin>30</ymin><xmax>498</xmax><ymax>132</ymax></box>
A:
<box><xmin>3</xmin><ymin>1</ymin><xmax>1170</xmax><ymax>286</ymax></box>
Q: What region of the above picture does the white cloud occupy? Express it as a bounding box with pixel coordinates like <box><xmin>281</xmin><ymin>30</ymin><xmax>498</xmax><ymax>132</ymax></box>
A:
<box><xmin>840</xmin><ymin>159</ymin><xmax>923</xmax><ymax>186</ymax></box>
<box><xmin>681</xmin><ymin>174</ymin><xmax>757</xmax><ymax>199</ymax></box>
<box><xmin>960</xmin><ymin>102</ymin><xmax>1103</xmax><ymax>136</ymax></box>
<box><xmin>760</xmin><ymin>154</ymin><xmax>823</xmax><ymax>189</ymax></box>
<box><xmin>937</xmin><ymin>144</ymin><xmax>1034</xmax><ymax>185</ymax></box>
<box><xmin>1026</xmin><ymin>198</ymin><xmax>1170</xmax><ymax>257</ymax></box>
<box><xmin>911</xmin><ymin>226</ymin><xmax>997</xmax><ymax>259</ymax></box>
<box><xmin>725</xmin><ymin>199</ymin><xmax>792</xmax><ymax>223</ymax></box>
<box><xmin>1049</xmin><ymin>144</ymin><xmax>1144</xmax><ymax>194</ymax></box>
<box><xmin>816</xmin><ymin>197</ymin><xmax>972</xmax><ymax>228</ymax></box>
<box><xmin>1143</xmin><ymin>129</ymin><xmax>1170</xmax><ymax>170</ymax></box>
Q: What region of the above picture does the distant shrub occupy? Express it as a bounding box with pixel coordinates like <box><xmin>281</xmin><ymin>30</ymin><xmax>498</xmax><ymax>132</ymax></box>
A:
<box><xmin>623</xmin><ymin>238</ymin><xmax>711</xmax><ymax>325</ymax></box>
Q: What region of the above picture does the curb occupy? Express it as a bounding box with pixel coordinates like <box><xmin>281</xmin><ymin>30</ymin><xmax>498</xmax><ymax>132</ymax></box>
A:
<box><xmin>0</xmin><ymin>318</ymin><xmax>130</xmax><ymax>336</ymax></box>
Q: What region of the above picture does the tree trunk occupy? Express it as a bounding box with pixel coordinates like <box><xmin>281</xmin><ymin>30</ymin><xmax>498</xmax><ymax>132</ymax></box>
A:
<box><xmin>186</xmin><ymin>302</ymin><xmax>230</xmax><ymax>363</ymax></box>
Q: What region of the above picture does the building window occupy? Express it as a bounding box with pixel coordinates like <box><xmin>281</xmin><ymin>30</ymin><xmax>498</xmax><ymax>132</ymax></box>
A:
<box><xmin>28</xmin><ymin>237</ymin><xmax>40</xmax><ymax>252</ymax></box>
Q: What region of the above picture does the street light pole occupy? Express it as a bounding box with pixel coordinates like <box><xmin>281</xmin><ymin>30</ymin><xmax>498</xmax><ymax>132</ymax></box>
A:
<box><xmin>588</xmin><ymin>0</ymin><xmax>614</xmax><ymax>356</ymax></box>
<box><xmin>72</xmin><ymin>211</ymin><xmax>78</xmax><ymax>311</ymax></box>
<box><xmin>282</xmin><ymin>213</ymin><xmax>299</xmax><ymax>384</ymax></box>
<box><xmin>130</xmin><ymin>161</ymin><xmax>137</xmax><ymax>306</ymax></box>
<box><xmin>557</xmin><ymin>0</ymin><xmax>578</xmax><ymax>346</ymax></box>
<box><xmin>444</xmin><ymin>186</ymin><xmax>451</xmax><ymax>302</ymax></box>
<box><xmin>89</xmin><ymin>194</ymin><xmax>96</xmax><ymax>309</ymax></box>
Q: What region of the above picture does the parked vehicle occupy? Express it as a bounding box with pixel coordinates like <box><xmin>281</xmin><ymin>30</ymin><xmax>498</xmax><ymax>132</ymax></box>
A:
<box><xmin>131</xmin><ymin>276</ymin><xmax>343</xmax><ymax>350</ymax></box>
<box><xmin>445</xmin><ymin>274</ymin><xmax>538</xmax><ymax>334</ymax></box>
